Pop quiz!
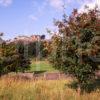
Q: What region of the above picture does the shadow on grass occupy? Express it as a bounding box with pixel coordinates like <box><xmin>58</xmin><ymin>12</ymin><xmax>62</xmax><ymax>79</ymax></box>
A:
<box><xmin>33</xmin><ymin>70</ymin><xmax>46</xmax><ymax>74</ymax></box>
<box><xmin>67</xmin><ymin>78</ymin><xmax>100</xmax><ymax>93</ymax></box>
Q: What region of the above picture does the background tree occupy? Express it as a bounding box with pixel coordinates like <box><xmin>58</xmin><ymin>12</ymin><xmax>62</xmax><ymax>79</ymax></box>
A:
<box><xmin>16</xmin><ymin>41</ymin><xmax>31</xmax><ymax>72</ymax></box>
<box><xmin>16</xmin><ymin>40</ymin><xmax>49</xmax><ymax>59</ymax></box>
<box><xmin>0</xmin><ymin>33</ymin><xmax>4</xmax><ymax>76</ymax></box>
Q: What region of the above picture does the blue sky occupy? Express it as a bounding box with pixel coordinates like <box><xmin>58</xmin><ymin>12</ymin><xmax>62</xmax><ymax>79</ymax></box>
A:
<box><xmin>0</xmin><ymin>0</ymin><xmax>99</xmax><ymax>40</ymax></box>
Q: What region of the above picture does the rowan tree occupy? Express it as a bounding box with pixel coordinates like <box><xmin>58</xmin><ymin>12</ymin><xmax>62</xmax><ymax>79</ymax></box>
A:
<box><xmin>49</xmin><ymin>7</ymin><xmax>100</xmax><ymax>94</ymax></box>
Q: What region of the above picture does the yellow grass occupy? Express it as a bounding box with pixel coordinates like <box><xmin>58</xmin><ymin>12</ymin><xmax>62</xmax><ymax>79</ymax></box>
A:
<box><xmin>0</xmin><ymin>76</ymin><xmax>100</xmax><ymax>100</ymax></box>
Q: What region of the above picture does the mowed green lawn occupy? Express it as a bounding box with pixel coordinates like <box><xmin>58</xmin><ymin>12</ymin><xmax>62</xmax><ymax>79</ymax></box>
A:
<box><xmin>30</xmin><ymin>60</ymin><xmax>57</xmax><ymax>72</ymax></box>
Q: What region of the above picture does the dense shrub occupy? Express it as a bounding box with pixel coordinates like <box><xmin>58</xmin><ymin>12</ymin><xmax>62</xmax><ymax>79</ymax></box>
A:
<box><xmin>0</xmin><ymin>42</ymin><xmax>19</xmax><ymax>75</ymax></box>
<box><xmin>0</xmin><ymin>39</ymin><xmax>31</xmax><ymax>75</ymax></box>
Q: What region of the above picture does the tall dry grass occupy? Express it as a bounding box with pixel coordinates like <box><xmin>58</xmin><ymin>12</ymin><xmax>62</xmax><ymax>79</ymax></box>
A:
<box><xmin>0</xmin><ymin>75</ymin><xmax>100</xmax><ymax>100</ymax></box>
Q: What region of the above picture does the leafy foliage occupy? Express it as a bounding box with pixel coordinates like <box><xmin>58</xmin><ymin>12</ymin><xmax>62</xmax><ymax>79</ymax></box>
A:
<box><xmin>16</xmin><ymin>42</ymin><xmax>30</xmax><ymax>72</ymax></box>
<box><xmin>0</xmin><ymin>37</ymin><xmax>31</xmax><ymax>75</ymax></box>
<box><xmin>49</xmin><ymin>7</ymin><xmax>100</xmax><ymax>93</ymax></box>
<box><xmin>0</xmin><ymin>42</ymin><xmax>19</xmax><ymax>75</ymax></box>
<box><xmin>16</xmin><ymin>40</ymin><xmax>49</xmax><ymax>59</ymax></box>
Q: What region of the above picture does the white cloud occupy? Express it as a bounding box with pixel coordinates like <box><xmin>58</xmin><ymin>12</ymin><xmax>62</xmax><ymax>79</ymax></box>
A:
<box><xmin>29</xmin><ymin>0</ymin><xmax>48</xmax><ymax>21</ymax></box>
<box><xmin>29</xmin><ymin>15</ymin><xmax>38</xmax><ymax>21</ymax></box>
<box><xmin>79</xmin><ymin>0</ymin><xmax>100</xmax><ymax>13</ymax></box>
<box><xmin>0</xmin><ymin>0</ymin><xmax>12</xmax><ymax>7</ymax></box>
<box><xmin>38</xmin><ymin>0</ymin><xmax>48</xmax><ymax>15</ymax></box>
<box><xmin>48</xmin><ymin>0</ymin><xmax>64</xmax><ymax>11</ymax></box>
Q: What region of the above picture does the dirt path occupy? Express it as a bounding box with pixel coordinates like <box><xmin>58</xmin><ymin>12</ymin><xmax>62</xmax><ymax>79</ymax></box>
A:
<box><xmin>5</xmin><ymin>71</ymin><xmax>100</xmax><ymax>81</ymax></box>
<box><xmin>6</xmin><ymin>72</ymin><xmax>72</xmax><ymax>80</ymax></box>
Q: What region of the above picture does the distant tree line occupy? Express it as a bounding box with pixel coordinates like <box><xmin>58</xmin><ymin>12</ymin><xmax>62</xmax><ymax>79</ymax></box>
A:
<box><xmin>16</xmin><ymin>39</ymin><xmax>49</xmax><ymax>59</ymax></box>
<box><xmin>0</xmin><ymin>33</ymin><xmax>50</xmax><ymax>76</ymax></box>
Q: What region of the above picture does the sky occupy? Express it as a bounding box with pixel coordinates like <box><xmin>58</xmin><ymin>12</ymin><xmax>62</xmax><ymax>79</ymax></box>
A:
<box><xmin>0</xmin><ymin>0</ymin><xmax>99</xmax><ymax>40</ymax></box>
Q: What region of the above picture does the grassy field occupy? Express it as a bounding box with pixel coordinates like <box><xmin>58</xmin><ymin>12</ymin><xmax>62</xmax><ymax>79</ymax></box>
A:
<box><xmin>0</xmin><ymin>76</ymin><xmax>100</xmax><ymax>100</ymax></box>
<box><xmin>30</xmin><ymin>60</ymin><xmax>57</xmax><ymax>72</ymax></box>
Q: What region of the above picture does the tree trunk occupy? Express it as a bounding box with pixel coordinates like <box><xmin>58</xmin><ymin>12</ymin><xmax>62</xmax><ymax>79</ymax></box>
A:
<box><xmin>77</xmin><ymin>84</ymin><xmax>84</xmax><ymax>95</ymax></box>
<box><xmin>77</xmin><ymin>84</ymin><xmax>81</xmax><ymax>95</ymax></box>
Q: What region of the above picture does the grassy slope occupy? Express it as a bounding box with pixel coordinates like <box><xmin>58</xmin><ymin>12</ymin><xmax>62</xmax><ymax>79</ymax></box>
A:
<box><xmin>0</xmin><ymin>77</ymin><xmax>100</xmax><ymax>100</ymax></box>
<box><xmin>30</xmin><ymin>60</ymin><xmax>57</xmax><ymax>72</ymax></box>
